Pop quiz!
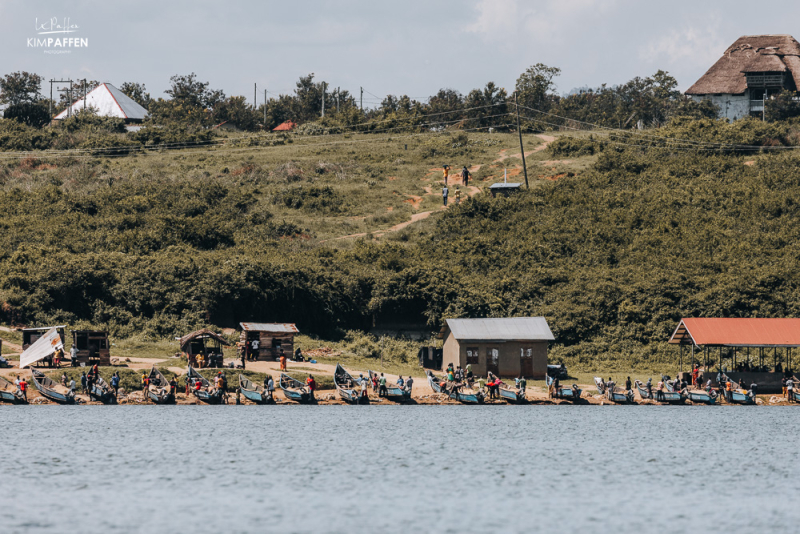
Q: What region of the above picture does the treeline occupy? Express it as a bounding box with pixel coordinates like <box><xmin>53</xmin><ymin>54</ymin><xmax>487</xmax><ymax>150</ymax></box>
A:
<box><xmin>1</xmin><ymin>65</ymin><xmax>722</xmax><ymax>144</ymax></box>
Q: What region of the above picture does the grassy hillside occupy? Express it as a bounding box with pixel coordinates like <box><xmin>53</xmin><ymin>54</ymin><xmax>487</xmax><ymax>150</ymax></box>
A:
<box><xmin>1</xmin><ymin>121</ymin><xmax>799</xmax><ymax>372</ymax></box>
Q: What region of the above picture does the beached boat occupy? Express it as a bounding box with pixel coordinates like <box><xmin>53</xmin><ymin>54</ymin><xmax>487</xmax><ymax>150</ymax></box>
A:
<box><xmin>724</xmin><ymin>388</ymin><xmax>755</xmax><ymax>405</ymax></box>
<box><xmin>335</xmin><ymin>364</ymin><xmax>367</xmax><ymax>404</ymax></box>
<box><xmin>186</xmin><ymin>366</ymin><xmax>223</xmax><ymax>404</ymax></box>
<box><xmin>686</xmin><ymin>389</ymin><xmax>716</xmax><ymax>405</ymax></box>
<box><xmin>147</xmin><ymin>367</ymin><xmax>175</xmax><ymax>404</ymax></box>
<box><xmin>594</xmin><ymin>377</ymin><xmax>635</xmax><ymax>404</ymax></box>
<box><xmin>31</xmin><ymin>369</ymin><xmax>75</xmax><ymax>404</ymax></box>
<box><xmin>279</xmin><ymin>373</ymin><xmax>310</xmax><ymax>403</ymax></box>
<box><xmin>546</xmin><ymin>374</ymin><xmax>581</xmax><ymax>401</ymax></box>
<box><xmin>426</xmin><ymin>370</ymin><xmax>484</xmax><ymax>404</ymax></box>
<box><xmin>498</xmin><ymin>385</ymin><xmax>526</xmax><ymax>403</ymax></box>
<box><xmin>89</xmin><ymin>376</ymin><xmax>116</xmax><ymax>404</ymax></box>
<box><xmin>635</xmin><ymin>380</ymin><xmax>683</xmax><ymax>404</ymax></box>
<box><xmin>0</xmin><ymin>376</ymin><xmax>26</xmax><ymax>404</ymax></box>
<box><xmin>239</xmin><ymin>375</ymin><xmax>272</xmax><ymax>404</ymax></box>
<box><xmin>368</xmin><ymin>370</ymin><xmax>410</xmax><ymax>402</ymax></box>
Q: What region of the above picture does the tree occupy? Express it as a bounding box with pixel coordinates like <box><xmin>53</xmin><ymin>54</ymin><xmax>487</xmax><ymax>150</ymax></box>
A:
<box><xmin>3</xmin><ymin>101</ymin><xmax>50</xmax><ymax>128</ymax></box>
<box><xmin>515</xmin><ymin>64</ymin><xmax>561</xmax><ymax>112</ymax></box>
<box><xmin>0</xmin><ymin>71</ymin><xmax>44</xmax><ymax>105</ymax></box>
<box><xmin>765</xmin><ymin>90</ymin><xmax>800</xmax><ymax>122</ymax></box>
<box><xmin>213</xmin><ymin>95</ymin><xmax>259</xmax><ymax>130</ymax></box>
<box><xmin>427</xmin><ymin>89</ymin><xmax>464</xmax><ymax>127</ymax></box>
<box><xmin>464</xmin><ymin>82</ymin><xmax>508</xmax><ymax>129</ymax></box>
<box><xmin>120</xmin><ymin>82</ymin><xmax>152</xmax><ymax>109</ymax></box>
<box><xmin>165</xmin><ymin>73</ymin><xmax>225</xmax><ymax>110</ymax></box>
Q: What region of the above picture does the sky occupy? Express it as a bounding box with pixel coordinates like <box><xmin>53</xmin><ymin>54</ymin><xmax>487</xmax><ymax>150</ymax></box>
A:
<box><xmin>1</xmin><ymin>0</ymin><xmax>799</xmax><ymax>106</ymax></box>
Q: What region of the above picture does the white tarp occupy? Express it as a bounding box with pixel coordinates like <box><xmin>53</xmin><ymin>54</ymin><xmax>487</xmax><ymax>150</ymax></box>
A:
<box><xmin>19</xmin><ymin>328</ymin><xmax>63</xmax><ymax>369</ymax></box>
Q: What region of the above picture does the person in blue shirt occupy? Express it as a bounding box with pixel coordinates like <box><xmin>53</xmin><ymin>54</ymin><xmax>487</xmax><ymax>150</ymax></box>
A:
<box><xmin>110</xmin><ymin>372</ymin><xmax>120</xmax><ymax>396</ymax></box>
<box><xmin>397</xmin><ymin>376</ymin><xmax>405</xmax><ymax>388</ymax></box>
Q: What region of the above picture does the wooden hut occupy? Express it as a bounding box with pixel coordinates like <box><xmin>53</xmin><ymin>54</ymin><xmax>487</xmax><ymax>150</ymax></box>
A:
<box><xmin>239</xmin><ymin>323</ymin><xmax>299</xmax><ymax>361</ymax></box>
<box><xmin>71</xmin><ymin>330</ymin><xmax>111</xmax><ymax>366</ymax></box>
<box><xmin>439</xmin><ymin>317</ymin><xmax>554</xmax><ymax>379</ymax></box>
<box><xmin>179</xmin><ymin>328</ymin><xmax>230</xmax><ymax>368</ymax></box>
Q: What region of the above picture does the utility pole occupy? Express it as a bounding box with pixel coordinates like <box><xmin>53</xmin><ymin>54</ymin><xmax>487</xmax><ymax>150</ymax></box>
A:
<box><xmin>264</xmin><ymin>89</ymin><xmax>267</xmax><ymax>125</ymax></box>
<box><xmin>336</xmin><ymin>87</ymin><xmax>340</xmax><ymax>113</ymax></box>
<box><xmin>321</xmin><ymin>82</ymin><xmax>326</xmax><ymax>117</ymax></box>
<box><xmin>360</xmin><ymin>87</ymin><xmax>363</xmax><ymax>111</ymax></box>
<box><xmin>515</xmin><ymin>92</ymin><xmax>529</xmax><ymax>189</ymax></box>
<box><xmin>254</xmin><ymin>83</ymin><xmax>257</xmax><ymax>109</ymax></box>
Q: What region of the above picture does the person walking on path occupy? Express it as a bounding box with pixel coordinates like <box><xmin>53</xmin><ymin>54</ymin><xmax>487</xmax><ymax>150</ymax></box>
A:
<box><xmin>461</xmin><ymin>166</ymin><xmax>470</xmax><ymax>187</ymax></box>
<box><xmin>280</xmin><ymin>353</ymin><xmax>287</xmax><ymax>372</ymax></box>
<box><xmin>378</xmin><ymin>373</ymin><xmax>388</xmax><ymax>397</ymax></box>
<box><xmin>442</xmin><ymin>165</ymin><xmax>450</xmax><ymax>186</ymax></box>
<box><xmin>250</xmin><ymin>339</ymin><xmax>259</xmax><ymax>361</ymax></box>
<box><xmin>455</xmin><ymin>188</ymin><xmax>461</xmax><ymax>205</ymax></box>
<box><xmin>70</xmin><ymin>344</ymin><xmax>79</xmax><ymax>366</ymax></box>
<box><xmin>442</xmin><ymin>186</ymin><xmax>448</xmax><ymax>206</ymax></box>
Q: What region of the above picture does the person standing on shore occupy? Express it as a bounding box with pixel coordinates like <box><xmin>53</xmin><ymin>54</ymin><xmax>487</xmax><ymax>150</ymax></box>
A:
<box><xmin>68</xmin><ymin>377</ymin><xmax>76</xmax><ymax>396</ymax></box>
<box><xmin>81</xmin><ymin>372</ymin><xmax>88</xmax><ymax>395</ymax></box>
<box><xmin>306</xmin><ymin>375</ymin><xmax>316</xmax><ymax>400</ymax></box>
<box><xmin>220</xmin><ymin>373</ymin><xmax>228</xmax><ymax>404</ymax></box>
<box><xmin>250</xmin><ymin>339</ymin><xmax>259</xmax><ymax>362</ymax></box>
<box><xmin>465</xmin><ymin>363</ymin><xmax>474</xmax><ymax>385</ymax></box>
<box><xmin>646</xmin><ymin>378</ymin><xmax>653</xmax><ymax>399</ymax></box>
<box><xmin>169</xmin><ymin>377</ymin><xmax>177</xmax><ymax>398</ymax></box>
<box><xmin>70</xmin><ymin>344</ymin><xmax>79</xmax><ymax>366</ymax></box>
<box><xmin>405</xmin><ymin>376</ymin><xmax>413</xmax><ymax>394</ymax></box>
<box><xmin>111</xmin><ymin>372</ymin><xmax>120</xmax><ymax>396</ymax></box>
<box><xmin>518</xmin><ymin>375</ymin><xmax>527</xmax><ymax>396</ymax></box>
<box><xmin>378</xmin><ymin>373</ymin><xmax>387</xmax><ymax>397</ymax></box>
<box><xmin>787</xmin><ymin>377</ymin><xmax>794</xmax><ymax>403</ymax></box>
<box><xmin>280</xmin><ymin>352</ymin><xmax>287</xmax><ymax>372</ymax></box>
<box><xmin>625</xmin><ymin>377</ymin><xmax>632</xmax><ymax>392</ymax></box>
<box><xmin>267</xmin><ymin>375</ymin><xmax>275</xmax><ymax>402</ymax></box>
<box><xmin>19</xmin><ymin>376</ymin><xmax>27</xmax><ymax>401</ymax></box>
<box><xmin>360</xmin><ymin>375</ymin><xmax>368</xmax><ymax>400</ymax></box>
<box><xmin>53</xmin><ymin>346</ymin><xmax>62</xmax><ymax>368</ymax></box>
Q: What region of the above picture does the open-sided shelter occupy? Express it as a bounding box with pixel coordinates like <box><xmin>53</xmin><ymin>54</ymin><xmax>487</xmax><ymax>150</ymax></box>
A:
<box><xmin>72</xmin><ymin>330</ymin><xmax>111</xmax><ymax>366</ymax></box>
<box><xmin>239</xmin><ymin>323</ymin><xmax>298</xmax><ymax>361</ymax></box>
<box><xmin>669</xmin><ymin>318</ymin><xmax>800</xmax><ymax>392</ymax></box>
<box><xmin>23</xmin><ymin>326</ymin><xmax>66</xmax><ymax>350</ymax></box>
<box><xmin>439</xmin><ymin>317</ymin><xmax>554</xmax><ymax>379</ymax></box>
<box><xmin>179</xmin><ymin>328</ymin><xmax>230</xmax><ymax>368</ymax></box>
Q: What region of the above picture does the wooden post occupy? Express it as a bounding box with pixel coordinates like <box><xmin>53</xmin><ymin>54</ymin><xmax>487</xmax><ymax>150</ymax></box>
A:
<box><xmin>514</xmin><ymin>92</ymin><xmax>529</xmax><ymax>189</ymax></box>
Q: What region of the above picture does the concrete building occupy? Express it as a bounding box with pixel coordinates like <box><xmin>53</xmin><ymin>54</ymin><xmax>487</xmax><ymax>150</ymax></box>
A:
<box><xmin>439</xmin><ymin>317</ymin><xmax>554</xmax><ymax>379</ymax></box>
<box><xmin>686</xmin><ymin>35</ymin><xmax>800</xmax><ymax>121</ymax></box>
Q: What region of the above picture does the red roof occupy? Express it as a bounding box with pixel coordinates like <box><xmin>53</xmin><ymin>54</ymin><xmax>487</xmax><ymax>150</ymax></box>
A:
<box><xmin>273</xmin><ymin>121</ymin><xmax>296</xmax><ymax>132</ymax></box>
<box><xmin>670</xmin><ymin>318</ymin><xmax>800</xmax><ymax>347</ymax></box>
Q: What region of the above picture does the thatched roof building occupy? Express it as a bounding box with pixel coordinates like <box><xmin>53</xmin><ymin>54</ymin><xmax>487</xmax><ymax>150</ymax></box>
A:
<box><xmin>686</xmin><ymin>35</ymin><xmax>800</xmax><ymax>121</ymax></box>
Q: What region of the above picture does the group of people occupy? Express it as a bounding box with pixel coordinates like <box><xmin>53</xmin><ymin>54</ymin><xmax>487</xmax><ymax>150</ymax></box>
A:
<box><xmin>12</xmin><ymin>375</ymin><xmax>28</xmax><ymax>401</ymax></box>
<box><xmin>358</xmin><ymin>372</ymin><xmax>414</xmax><ymax>399</ymax></box>
<box><xmin>439</xmin><ymin>362</ymin><xmax>526</xmax><ymax>400</ymax></box>
<box><xmin>441</xmin><ymin>165</ymin><xmax>471</xmax><ymax>206</ymax></box>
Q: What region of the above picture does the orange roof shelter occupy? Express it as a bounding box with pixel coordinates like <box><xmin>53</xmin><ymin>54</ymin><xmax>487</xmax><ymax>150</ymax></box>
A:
<box><xmin>272</xmin><ymin>121</ymin><xmax>296</xmax><ymax>132</ymax></box>
<box><xmin>669</xmin><ymin>318</ymin><xmax>800</xmax><ymax>373</ymax></box>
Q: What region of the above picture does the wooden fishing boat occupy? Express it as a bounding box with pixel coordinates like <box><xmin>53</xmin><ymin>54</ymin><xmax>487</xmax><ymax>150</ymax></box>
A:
<box><xmin>368</xmin><ymin>370</ymin><xmax>410</xmax><ymax>402</ymax></box>
<box><xmin>594</xmin><ymin>377</ymin><xmax>635</xmax><ymax>404</ymax></box>
<box><xmin>724</xmin><ymin>388</ymin><xmax>755</xmax><ymax>405</ymax></box>
<box><xmin>89</xmin><ymin>376</ymin><xmax>116</xmax><ymax>404</ymax></box>
<box><xmin>685</xmin><ymin>388</ymin><xmax>716</xmax><ymax>405</ymax></box>
<box><xmin>279</xmin><ymin>373</ymin><xmax>310</xmax><ymax>404</ymax></box>
<box><xmin>31</xmin><ymin>369</ymin><xmax>74</xmax><ymax>404</ymax></box>
<box><xmin>186</xmin><ymin>366</ymin><xmax>223</xmax><ymax>404</ymax></box>
<box><xmin>0</xmin><ymin>376</ymin><xmax>26</xmax><ymax>404</ymax></box>
<box><xmin>636</xmin><ymin>380</ymin><xmax>683</xmax><ymax>404</ymax></box>
<box><xmin>147</xmin><ymin>366</ymin><xmax>175</xmax><ymax>404</ymax></box>
<box><xmin>498</xmin><ymin>385</ymin><xmax>526</xmax><ymax>403</ymax></box>
<box><xmin>426</xmin><ymin>370</ymin><xmax>484</xmax><ymax>404</ymax></box>
<box><xmin>335</xmin><ymin>364</ymin><xmax>367</xmax><ymax>404</ymax></box>
<box><xmin>239</xmin><ymin>375</ymin><xmax>273</xmax><ymax>404</ymax></box>
<box><xmin>546</xmin><ymin>374</ymin><xmax>581</xmax><ymax>401</ymax></box>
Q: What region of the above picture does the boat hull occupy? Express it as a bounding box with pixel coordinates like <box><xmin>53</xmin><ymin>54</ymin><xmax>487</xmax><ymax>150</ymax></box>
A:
<box><xmin>31</xmin><ymin>372</ymin><xmax>74</xmax><ymax>404</ymax></box>
<box><xmin>726</xmin><ymin>390</ymin><xmax>755</xmax><ymax>405</ymax></box>
<box><xmin>499</xmin><ymin>388</ymin><xmax>525</xmax><ymax>403</ymax></box>
<box><xmin>90</xmin><ymin>386</ymin><xmax>116</xmax><ymax>404</ymax></box>
<box><xmin>193</xmin><ymin>390</ymin><xmax>223</xmax><ymax>404</ymax></box>
<box><xmin>0</xmin><ymin>390</ymin><xmax>25</xmax><ymax>404</ymax></box>
<box><xmin>686</xmin><ymin>391</ymin><xmax>716</xmax><ymax>405</ymax></box>
<box><xmin>241</xmin><ymin>388</ymin><xmax>269</xmax><ymax>404</ymax></box>
<box><xmin>148</xmin><ymin>389</ymin><xmax>175</xmax><ymax>404</ymax></box>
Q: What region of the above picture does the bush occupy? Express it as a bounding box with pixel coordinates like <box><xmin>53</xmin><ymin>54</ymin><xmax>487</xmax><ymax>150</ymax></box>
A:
<box><xmin>273</xmin><ymin>185</ymin><xmax>345</xmax><ymax>214</ymax></box>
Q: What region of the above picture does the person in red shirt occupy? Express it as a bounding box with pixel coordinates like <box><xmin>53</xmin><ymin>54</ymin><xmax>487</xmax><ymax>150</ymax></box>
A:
<box><xmin>306</xmin><ymin>375</ymin><xmax>316</xmax><ymax>400</ymax></box>
<box><xmin>19</xmin><ymin>377</ymin><xmax>27</xmax><ymax>401</ymax></box>
<box><xmin>195</xmin><ymin>379</ymin><xmax>202</xmax><ymax>392</ymax></box>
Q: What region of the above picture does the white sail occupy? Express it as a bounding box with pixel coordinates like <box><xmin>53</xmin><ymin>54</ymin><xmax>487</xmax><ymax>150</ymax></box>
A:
<box><xmin>19</xmin><ymin>328</ymin><xmax>63</xmax><ymax>369</ymax></box>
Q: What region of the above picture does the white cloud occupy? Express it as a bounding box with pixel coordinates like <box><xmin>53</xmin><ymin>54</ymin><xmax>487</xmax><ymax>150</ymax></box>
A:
<box><xmin>640</xmin><ymin>25</ymin><xmax>727</xmax><ymax>70</ymax></box>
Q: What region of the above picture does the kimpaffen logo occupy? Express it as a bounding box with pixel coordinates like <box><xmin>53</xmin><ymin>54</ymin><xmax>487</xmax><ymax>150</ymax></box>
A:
<box><xmin>27</xmin><ymin>17</ymin><xmax>88</xmax><ymax>54</ymax></box>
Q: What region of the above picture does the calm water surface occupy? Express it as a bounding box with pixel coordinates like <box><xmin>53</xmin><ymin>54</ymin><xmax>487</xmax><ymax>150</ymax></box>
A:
<box><xmin>2</xmin><ymin>406</ymin><xmax>799</xmax><ymax>533</ymax></box>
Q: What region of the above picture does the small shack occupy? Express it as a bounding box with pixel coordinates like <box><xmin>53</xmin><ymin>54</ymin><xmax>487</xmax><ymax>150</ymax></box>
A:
<box><xmin>179</xmin><ymin>328</ymin><xmax>230</xmax><ymax>368</ymax></box>
<box><xmin>72</xmin><ymin>330</ymin><xmax>111</xmax><ymax>366</ymax></box>
<box><xmin>239</xmin><ymin>323</ymin><xmax>298</xmax><ymax>361</ymax></box>
<box><xmin>23</xmin><ymin>326</ymin><xmax>66</xmax><ymax>350</ymax></box>
<box><xmin>273</xmin><ymin>121</ymin><xmax>296</xmax><ymax>132</ymax></box>
<box><xmin>489</xmin><ymin>182</ymin><xmax>521</xmax><ymax>198</ymax></box>
<box><xmin>439</xmin><ymin>317</ymin><xmax>554</xmax><ymax>379</ymax></box>
<box><xmin>669</xmin><ymin>317</ymin><xmax>800</xmax><ymax>393</ymax></box>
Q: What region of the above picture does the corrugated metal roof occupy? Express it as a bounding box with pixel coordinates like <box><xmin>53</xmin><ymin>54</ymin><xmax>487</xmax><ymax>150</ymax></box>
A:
<box><xmin>669</xmin><ymin>318</ymin><xmax>800</xmax><ymax>346</ymax></box>
<box><xmin>239</xmin><ymin>323</ymin><xmax>299</xmax><ymax>333</ymax></box>
<box><xmin>55</xmin><ymin>83</ymin><xmax>148</xmax><ymax>120</ymax></box>
<box><xmin>445</xmin><ymin>317</ymin><xmax>554</xmax><ymax>341</ymax></box>
<box><xmin>489</xmin><ymin>182</ymin><xmax>522</xmax><ymax>189</ymax></box>
<box><xmin>22</xmin><ymin>325</ymin><xmax>66</xmax><ymax>332</ymax></box>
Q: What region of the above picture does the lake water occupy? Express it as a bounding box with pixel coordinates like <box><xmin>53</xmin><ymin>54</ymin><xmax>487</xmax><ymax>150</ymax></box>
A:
<box><xmin>2</xmin><ymin>405</ymin><xmax>799</xmax><ymax>533</ymax></box>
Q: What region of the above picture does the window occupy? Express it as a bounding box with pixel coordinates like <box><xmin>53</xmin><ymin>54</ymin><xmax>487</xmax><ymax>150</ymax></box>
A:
<box><xmin>520</xmin><ymin>347</ymin><xmax>533</xmax><ymax>359</ymax></box>
<box><xmin>466</xmin><ymin>347</ymin><xmax>479</xmax><ymax>364</ymax></box>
